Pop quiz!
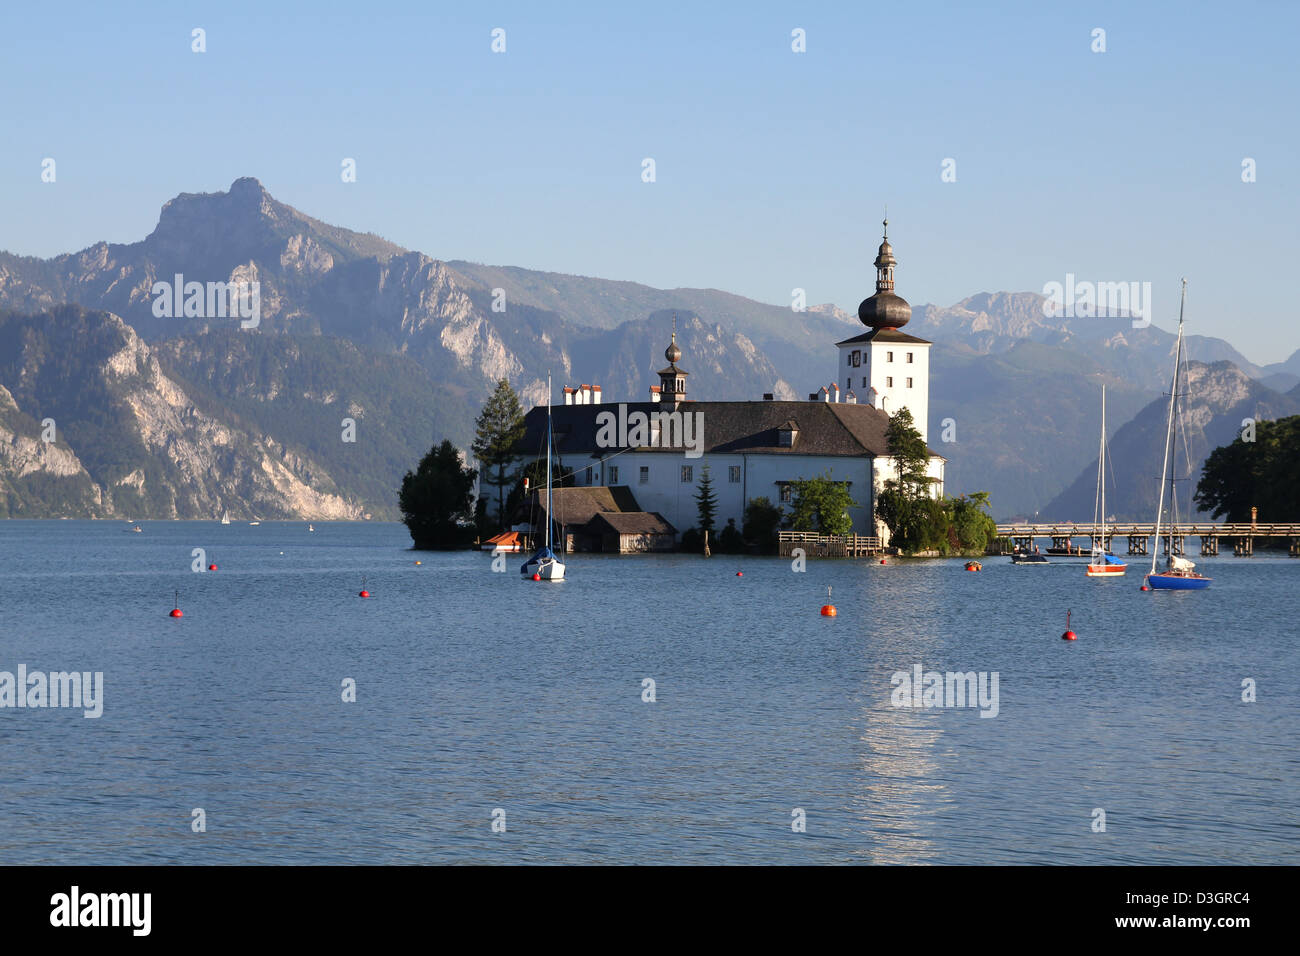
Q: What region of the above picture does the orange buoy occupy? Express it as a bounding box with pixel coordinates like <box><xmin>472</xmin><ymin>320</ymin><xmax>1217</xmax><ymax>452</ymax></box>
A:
<box><xmin>965</xmin><ymin>561</ymin><xmax>982</xmax><ymax>572</ymax></box>
<box><xmin>820</xmin><ymin>586</ymin><xmax>837</xmax><ymax>616</ymax></box>
<box><xmin>1061</xmin><ymin>609</ymin><xmax>1077</xmax><ymax>640</ymax></box>
<box><xmin>415</xmin><ymin>560</ymin><xmax>422</xmax><ymax>566</ymax></box>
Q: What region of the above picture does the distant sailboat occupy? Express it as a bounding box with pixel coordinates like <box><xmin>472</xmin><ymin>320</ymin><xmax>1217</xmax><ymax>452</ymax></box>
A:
<box><xmin>220</xmin><ymin>511</ymin><xmax>230</xmax><ymax>525</ymax></box>
<box><xmin>521</xmin><ymin>373</ymin><xmax>566</xmax><ymax>581</ymax></box>
<box><xmin>308</xmin><ymin>523</ymin><xmax>315</xmax><ymax>532</ymax></box>
<box><xmin>1086</xmin><ymin>385</ymin><xmax>1126</xmax><ymax>576</ymax></box>
<box><xmin>1145</xmin><ymin>280</ymin><xmax>1210</xmax><ymax>591</ymax></box>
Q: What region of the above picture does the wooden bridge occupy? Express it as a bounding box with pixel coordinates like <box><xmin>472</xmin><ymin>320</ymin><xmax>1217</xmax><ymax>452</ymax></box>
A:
<box><xmin>994</xmin><ymin>522</ymin><xmax>1300</xmax><ymax>557</ymax></box>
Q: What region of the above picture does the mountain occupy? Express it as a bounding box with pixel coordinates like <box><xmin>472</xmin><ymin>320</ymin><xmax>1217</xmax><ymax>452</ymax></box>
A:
<box><xmin>0</xmin><ymin>305</ymin><xmax>425</xmax><ymax>519</ymax></box>
<box><xmin>1</xmin><ymin>178</ymin><xmax>1293</xmax><ymax>519</ymax></box>
<box><xmin>1039</xmin><ymin>362</ymin><xmax>1300</xmax><ymax>521</ymax></box>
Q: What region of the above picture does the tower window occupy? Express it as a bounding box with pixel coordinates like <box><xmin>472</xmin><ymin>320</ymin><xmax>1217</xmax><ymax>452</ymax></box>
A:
<box><xmin>681</xmin><ymin>465</ymin><xmax>693</xmax><ymax>483</ymax></box>
<box><xmin>887</xmin><ymin>351</ymin><xmax>894</xmax><ymax>362</ymax></box>
<box><xmin>585</xmin><ymin>466</ymin><xmax>592</xmax><ymax>484</ymax></box>
<box><xmin>906</xmin><ymin>377</ymin><xmax>913</xmax><ymax>388</ymax></box>
<box><xmin>780</xmin><ymin>485</ymin><xmax>792</xmax><ymax>503</ymax></box>
<box><xmin>609</xmin><ymin>466</ymin><xmax>619</xmax><ymax>484</ymax></box>
<box><xmin>886</xmin><ymin>376</ymin><xmax>893</xmax><ymax>388</ymax></box>
<box><xmin>906</xmin><ymin>352</ymin><xmax>914</xmax><ymax>363</ymax></box>
<box><xmin>729</xmin><ymin>466</ymin><xmax>741</xmax><ymax>483</ymax></box>
<box><xmin>847</xmin><ymin>353</ymin><xmax>853</xmax><ymax>367</ymax></box>
<box><xmin>862</xmin><ymin>377</ymin><xmax>867</xmax><ymax>388</ymax></box>
<box><xmin>639</xmin><ymin>466</ymin><xmax>649</xmax><ymax>484</ymax></box>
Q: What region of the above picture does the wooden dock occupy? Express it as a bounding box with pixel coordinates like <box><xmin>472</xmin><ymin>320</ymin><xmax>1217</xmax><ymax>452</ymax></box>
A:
<box><xmin>778</xmin><ymin>531</ymin><xmax>882</xmax><ymax>558</ymax></box>
<box><xmin>993</xmin><ymin>522</ymin><xmax>1300</xmax><ymax>557</ymax></box>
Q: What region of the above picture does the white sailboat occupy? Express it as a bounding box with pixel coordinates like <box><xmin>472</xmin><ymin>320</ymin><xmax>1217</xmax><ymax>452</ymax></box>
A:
<box><xmin>1086</xmin><ymin>385</ymin><xmax>1126</xmax><ymax>576</ymax></box>
<box><xmin>521</xmin><ymin>373</ymin><xmax>565</xmax><ymax>581</ymax></box>
<box><xmin>1144</xmin><ymin>279</ymin><xmax>1210</xmax><ymax>591</ymax></box>
<box><xmin>220</xmin><ymin>511</ymin><xmax>230</xmax><ymax>525</ymax></box>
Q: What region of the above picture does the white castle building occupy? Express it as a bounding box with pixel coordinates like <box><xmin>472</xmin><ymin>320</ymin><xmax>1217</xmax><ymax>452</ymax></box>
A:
<box><xmin>514</xmin><ymin>222</ymin><xmax>945</xmax><ymax>548</ymax></box>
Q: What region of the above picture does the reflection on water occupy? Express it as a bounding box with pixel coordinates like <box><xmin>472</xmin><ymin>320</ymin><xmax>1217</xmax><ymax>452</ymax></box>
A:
<box><xmin>854</xmin><ymin>702</ymin><xmax>948</xmax><ymax>864</ymax></box>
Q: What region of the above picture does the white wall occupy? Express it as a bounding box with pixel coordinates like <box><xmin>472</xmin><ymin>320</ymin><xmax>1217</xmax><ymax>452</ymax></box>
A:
<box><xmin>837</xmin><ymin>341</ymin><xmax>931</xmax><ymax>442</ymax></box>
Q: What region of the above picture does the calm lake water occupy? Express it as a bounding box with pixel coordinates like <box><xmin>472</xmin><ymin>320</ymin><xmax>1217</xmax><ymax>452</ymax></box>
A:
<box><xmin>0</xmin><ymin>520</ymin><xmax>1295</xmax><ymax>865</ymax></box>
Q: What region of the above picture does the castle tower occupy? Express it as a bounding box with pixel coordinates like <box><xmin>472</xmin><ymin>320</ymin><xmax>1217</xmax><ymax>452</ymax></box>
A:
<box><xmin>834</xmin><ymin>220</ymin><xmax>932</xmax><ymax>440</ymax></box>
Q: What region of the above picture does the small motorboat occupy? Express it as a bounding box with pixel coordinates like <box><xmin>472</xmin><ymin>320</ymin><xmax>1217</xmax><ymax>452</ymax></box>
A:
<box><xmin>964</xmin><ymin>560</ymin><xmax>982</xmax><ymax>572</ymax></box>
<box><xmin>1011</xmin><ymin>548</ymin><xmax>1048</xmax><ymax>565</ymax></box>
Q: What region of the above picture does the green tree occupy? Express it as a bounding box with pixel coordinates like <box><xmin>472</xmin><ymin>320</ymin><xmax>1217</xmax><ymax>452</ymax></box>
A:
<box><xmin>716</xmin><ymin>517</ymin><xmax>745</xmax><ymax>554</ymax></box>
<box><xmin>789</xmin><ymin>473</ymin><xmax>858</xmax><ymax>535</ymax></box>
<box><xmin>742</xmin><ymin>496</ymin><xmax>783</xmax><ymax>554</ymax></box>
<box><xmin>399</xmin><ymin>439</ymin><xmax>477</xmax><ymax>549</ymax></box>
<box><xmin>947</xmin><ymin>492</ymin><xmax>998</xmax><ymax>553</ymax></box>
<box><xmin>1195</xmin><ymin>415</ymin><xmax>1300</xmax><ymax>524</ymax></box>
<box><xmin>471</xmin><ymin>379</ymin><xmax>526</xmax><ymax>530</ymax></box>
<box><xmin>694</xmin><ymin>463</ymin><xmax>718</xmax><ymax>534</ymax></box>
<box><xmin>885</xmin><ymin>407</ymin><xmax>931</xmax><ymax>494</ymax></box>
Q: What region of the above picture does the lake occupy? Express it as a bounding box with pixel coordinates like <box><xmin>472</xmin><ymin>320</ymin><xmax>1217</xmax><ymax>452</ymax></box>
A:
<box><xmin>0</xmin><ymin>520</ymin><xmax>1295</xmax><ymax>864</ymax></box>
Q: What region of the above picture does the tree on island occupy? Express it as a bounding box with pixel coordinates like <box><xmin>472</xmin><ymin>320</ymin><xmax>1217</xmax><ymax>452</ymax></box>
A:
<box><xmin>1195</xmin><ymin>415</ymin><xmax>1300</xmax><ymax>523</ymax></box>
<box><xmin>472</xmin><ymin>379</ymin><xmax>526</xmax><ymax>530</ymax></box>
<box><xmin>742</xmin><ymin>496</ymin><xmax>784</xmax><ymax>553</ymax></box>
<box><xmin>694</xmin><ymin>463</ymin><xmax>718</xmax><ymax>536</ymax></box>
<box><xmin>788</xmin><ymin>473</ymin><xmax>857</xmax><ymax>536</ymax></box>
<box><xmin>875</xmin><ymin>408</ymin><xmax>996</xmax><ymax>554</ymax></box>
<box><xmin>399</xmin><ymin>439</ymin><xmax>477</xmax><ymax>549</ymax></box>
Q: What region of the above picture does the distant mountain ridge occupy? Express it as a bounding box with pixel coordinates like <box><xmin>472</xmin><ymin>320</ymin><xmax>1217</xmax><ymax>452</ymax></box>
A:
<box><xmin>1</xmin><ymin>177</ymin><xmax>1293</xmax><ymax>519</ymax></box>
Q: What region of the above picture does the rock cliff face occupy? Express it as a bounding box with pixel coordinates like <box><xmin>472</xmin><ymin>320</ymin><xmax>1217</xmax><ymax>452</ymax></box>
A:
<box><xmin>0</xmin><ymin>306</ymin><xmax>363</xmax><ymax>519</ymax></box>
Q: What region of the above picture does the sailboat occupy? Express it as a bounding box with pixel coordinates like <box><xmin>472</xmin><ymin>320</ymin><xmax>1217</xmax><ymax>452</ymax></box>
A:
<box><xmin>1086</xmin><ymin>385</ymin><xmax>1126</xmax><ymax>576</ymax></box>
<box><xmin>220</xmin><ymin>511</ymin><xmax>230</xmax><ymax>525</ymax></box>
<box><xmin>1144</xmin><ymin>279</ymin><xmax>1210</xmax><ymax>591</ymax></box>
<box><xmin>521</xmin><ymin>374</ymin><xmax>566</xmax><ymax>581</ymax></box>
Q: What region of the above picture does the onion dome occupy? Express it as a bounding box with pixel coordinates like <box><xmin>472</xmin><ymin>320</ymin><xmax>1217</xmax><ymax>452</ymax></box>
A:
<box><xmin>857</xmin><ymin>219</ymin><xmax>912</xmax><ymax>329</ymax></box>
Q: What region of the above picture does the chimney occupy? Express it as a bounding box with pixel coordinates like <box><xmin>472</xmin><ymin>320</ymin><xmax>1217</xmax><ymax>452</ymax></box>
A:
<box><xmin>845</xmin><ymin>389</ymin><xmax>858</xmax><ymax>404</ymax></box>
<box><xmin>591</xmin><ymin>385</ymin><xmax>601</xmax><ymax>405</ymax></box>
<box><xmin>649</xmin><ymin>385</ymin><xmax>662</xmax><ymax>403</ymax></box>
<box><xmin>818</xmin><ymin>386</ymin><xmax>830</xmax><ymax>403</ymax></box>
<box><xmin>563</xmin><ymin>386</ymin><xmax>575</xmax><ymax>405</ymax></box>
<box><xmin>830</xmin><ymin>383</ymin><xmax>840</xmax><ymax>403</ymax></box>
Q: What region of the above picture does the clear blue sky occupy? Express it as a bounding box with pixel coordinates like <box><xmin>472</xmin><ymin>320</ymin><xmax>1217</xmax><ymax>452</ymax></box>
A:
<box><xmin>2</xmin><ymin>0</ymin><xmax>1296</xmax><ymax>364</ymax></box>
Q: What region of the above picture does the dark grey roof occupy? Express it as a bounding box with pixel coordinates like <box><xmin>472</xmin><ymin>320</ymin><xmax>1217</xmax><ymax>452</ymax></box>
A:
<box><xmin>834</xmin><ymin>326</ymin><xmax>932</xmax><ymax>347</ymax></box>
<box><xmin>534</xmin><ymin>486</ymin><xmax>642</xmax><ymax>527</ymax></box>
<box><xmin>517</xmin><ymin>400</ymin><xmax>943</xmax><ymax>459</ymax></box>
<box><xmin>588</xmin><ymin>511</ymin><xmax>676</xmax><ymax>535</ymax></box>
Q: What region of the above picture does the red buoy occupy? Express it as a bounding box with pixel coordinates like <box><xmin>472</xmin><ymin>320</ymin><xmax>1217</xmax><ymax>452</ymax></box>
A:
<box><xmin>532</xmin><ymin>573</ymin><xmax>541</xmax><ymax>581</ymax></box>
<box><xmin>208</xmin><ymin>563</ymin><xmax>217</xmax><ymax>571</ymax></box>
<box><xmin>169</xmin><ymin>590</ymin><xmax>182</xmax><ymax>617</ymax></box>
<box><xmin>820</xmin><ymin>586</ymin><xmax>837</xmax><ymax>616</ymax></box>
<box><xmin>736</xmin><ymin>571</ymin><xmax>743</xmax><ymax>577</ymax></box>
<box><xmin>880</xmin><ymin>558</ymin><xmax>886</xmax><ymax>565</ymax></box>
<box><xmin>1061</xmin><ymin>609</ymin><xmax>1077</xmax><ymax>641</ymax></box>
<box><xmin>169</xmin><ymin>608</ymin><xmax>183</xmax><ymax>618</ymax></box>
<box><xmin>359</xmin><ymin>590</ymin><xmax>370</xmax><ymax>598</ymax></box>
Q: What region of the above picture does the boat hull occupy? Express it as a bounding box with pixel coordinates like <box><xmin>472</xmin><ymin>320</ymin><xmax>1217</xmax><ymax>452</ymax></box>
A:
<box><xmin>521</xmin><ymin>558</ymin><xmax>565</xmax><ymax>580</ymax></box>
<box><xmin>1086</xmin><ymin>564</ymin><xmax>1126</xmax><ymax>576</ymax></box>
<box><xmin>1146</xmin><ymin>572</ymin><xmax>1211</xmax><ymax>590</ymax></box>
<box><xmin>1011</xmin><ymin>555</ymin><xmax>1048</xmax><ymax>564</ymax></box>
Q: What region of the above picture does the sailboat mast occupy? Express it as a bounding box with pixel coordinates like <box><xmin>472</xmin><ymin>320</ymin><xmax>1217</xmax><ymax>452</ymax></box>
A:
<box><xmin>1099</xmin><ymin>385</ymin><xmax>1106</xmax><ymax>551</ymax></box>
<box><xmin>1093</xmin><ymin>385</ymin><xmax>1105</xmax><ymax>547</ymax></box>
<box><xmin>545</xmin><ymin>372</ymin><xmax>552</xmax><ymax>551</ymax></box>
<box><xmin>1151</xmin><ymin>280</ymin><xmax>1187</xmax><ymax>576</ymax></box>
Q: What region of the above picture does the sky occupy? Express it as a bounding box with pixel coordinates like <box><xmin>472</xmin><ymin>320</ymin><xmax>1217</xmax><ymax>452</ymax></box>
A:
<box><xmin>1</xmin><ymin>0</ymin><xmax>1297</xmax><ymax>365</ymax></box>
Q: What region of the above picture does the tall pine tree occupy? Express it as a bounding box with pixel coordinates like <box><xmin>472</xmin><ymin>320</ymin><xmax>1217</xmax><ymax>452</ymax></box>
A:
<box><xmin>471</xmin><ymin>379</ymin><xmax>526</xmax><ymax>529</ymax></box>
<box><xmin>695</xmin><ymin>463</ymin><xmax>718</xmax><ymax>534</ymax></box>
